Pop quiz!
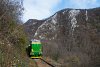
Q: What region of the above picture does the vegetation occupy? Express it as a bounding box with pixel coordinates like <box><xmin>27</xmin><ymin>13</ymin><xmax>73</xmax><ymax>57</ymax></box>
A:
<box><xmin>0</xmin><ymin>0</ymin><xmax>36</xmax><ymax>67</ymax></box>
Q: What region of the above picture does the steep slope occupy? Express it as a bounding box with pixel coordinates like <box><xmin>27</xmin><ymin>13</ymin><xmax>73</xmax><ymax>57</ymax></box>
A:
<box><xmin>23</xmin><ymin>19</ymin><xmax>45</xmax><ymax>39</ymax></box>
<box><xmin>24</xmin><ymin>7</ymin><xmax>100</xmax><ymax>67</ymax></box>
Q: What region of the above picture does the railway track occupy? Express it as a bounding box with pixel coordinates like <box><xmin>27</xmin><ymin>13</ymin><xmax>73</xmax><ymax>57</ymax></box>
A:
<box><xmin>40</xmin><ymin>58</ymin><xmax>55</xmax><ymax>67</ymax></box>
<box><xmin>34</xmin><ymin>58</ymin><xmax>55</xmax><ymax>67</ymax></box>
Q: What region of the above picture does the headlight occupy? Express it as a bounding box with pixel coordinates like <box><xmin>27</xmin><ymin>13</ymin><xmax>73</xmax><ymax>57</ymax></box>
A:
<box><xmin>30</xmin><ymin>52</ymin><xmax>34</xmax><ymax>55</ymax></box>
<box><xmin>31</xmin><ymin>49</ymin><xmax>34</xmax><ymax>52</ymax></box>
<box><xmin>39</xmin><ymin>52</ymin><xmax>42</xmax><ymax>54</ymax></box>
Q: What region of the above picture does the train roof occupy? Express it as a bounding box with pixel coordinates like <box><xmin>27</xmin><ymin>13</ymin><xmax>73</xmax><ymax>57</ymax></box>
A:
<box><xmin>31</xmin><ymin>39</ymin><xmax>40</xmax><ymax>42</ymax></box>
<box><xmin>31</xmin><ymin>39</ymin><xmax>41</xmax><ymax>44</ymax></box>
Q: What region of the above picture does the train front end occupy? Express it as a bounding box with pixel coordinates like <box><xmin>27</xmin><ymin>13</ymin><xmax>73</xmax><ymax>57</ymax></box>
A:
<box><xmin>30</xmin><ymin>40</ymin><xmax>42</xmax><ymax>59</ymax></box>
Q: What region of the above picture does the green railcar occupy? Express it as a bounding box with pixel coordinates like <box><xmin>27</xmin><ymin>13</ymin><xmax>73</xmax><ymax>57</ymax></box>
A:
<box><xmin>30</xmin><ymin>39</ymin><xmax>42</xmax><ymax>59</ymax></box>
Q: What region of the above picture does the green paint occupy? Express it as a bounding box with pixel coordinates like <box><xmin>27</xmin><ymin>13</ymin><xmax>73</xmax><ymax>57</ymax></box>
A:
<box><xmin>30</xmin><ymin>41</ymin><xmax>42</xmax><ymax>57</ymax></box>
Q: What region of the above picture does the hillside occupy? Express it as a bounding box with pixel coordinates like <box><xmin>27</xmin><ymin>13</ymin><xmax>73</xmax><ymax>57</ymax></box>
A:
<box><xmin>24</xmin><ymin>7</ymin><xmax>100</xmax><ymax>67</ymax></box>
<box><xmin>0</xmin><ymin>0</ymin><xmax>37</xmax><ymax>67</ymax></box>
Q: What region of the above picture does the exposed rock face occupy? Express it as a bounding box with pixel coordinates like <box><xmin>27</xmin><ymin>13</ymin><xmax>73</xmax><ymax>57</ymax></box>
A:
<box><xmin>23</xmin><ymin>19</ymin><xmax>44</xmax><ymax>39</ymax></box>
<box><xmin>24</xmin><ymin>7</ymin><xmax>100</xmax><ymax>67</ymax></box>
